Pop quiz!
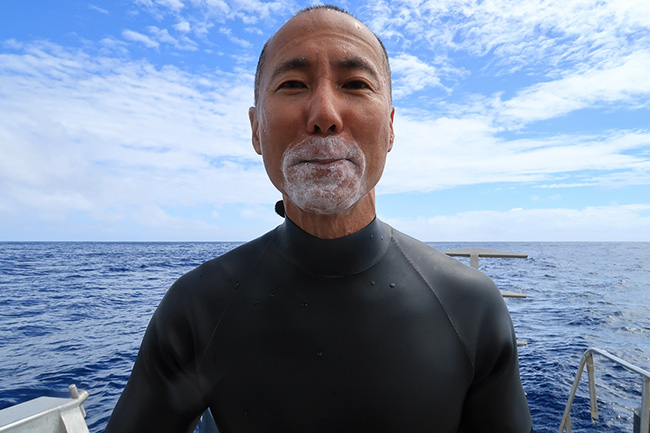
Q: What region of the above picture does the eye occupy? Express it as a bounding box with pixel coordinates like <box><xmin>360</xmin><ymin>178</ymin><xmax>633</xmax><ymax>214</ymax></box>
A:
<box><xmin>278</xmin><ymin>80</ymin><xmax>306</xmax><ymax>90</ymax></box>
<box><xmin>342</xmin><ymin>80</ymin><xmax>371</xmax><ymax>90</ymax></box>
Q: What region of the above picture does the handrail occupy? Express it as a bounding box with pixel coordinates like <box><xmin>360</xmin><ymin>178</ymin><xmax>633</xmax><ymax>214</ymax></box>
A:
<box><xmin>559</xmin><ymin>347</ymin><xmax>650</xmax><ymax>433</ymax></box>
<box><xmin>0</xmin><ymin>384</ymin><xmax>89</xmax><ymax>432</ymax></box>
<box><xmin>443</xmin><ymin>247</ymin><xmax>528</xmax><ymax>269</ymax></box>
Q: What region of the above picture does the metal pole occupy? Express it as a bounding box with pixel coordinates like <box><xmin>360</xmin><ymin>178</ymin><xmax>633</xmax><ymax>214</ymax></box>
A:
<box><xmin>641</xmin><ymin>376</ymin><xmax>649</xmax><ymax>433</ymax></box>
<box><xmin>559</xmin><ymin>348</ymin><xmax>650</xmax><ymax>433</ymax></box>
<box><xmin>559</xmin><ymin>354</ymin><xmax>588</xmax><ymax>433</ymax></box>
<box><xmin>586</xmin><ymin>353</ymin><xmax>599</xmax><ymax>422</ymax></box>
<box><xmin>470</xmin><ymin>253</ymin><xmax>478</xmax><ymax>269</ymax></box>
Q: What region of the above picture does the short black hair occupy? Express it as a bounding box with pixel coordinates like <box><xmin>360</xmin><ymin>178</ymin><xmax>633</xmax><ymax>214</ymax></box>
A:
<box><xmin>252</xmin><ymin>4</ymin><xmax>392</xmax><ymax>105</ymax></box>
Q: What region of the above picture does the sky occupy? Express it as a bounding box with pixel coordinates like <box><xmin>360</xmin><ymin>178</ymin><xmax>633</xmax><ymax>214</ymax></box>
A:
<box><xmin>1</xmin><ymin>0</ymin><xmax>649</xmax><ymax>242</ymax></box>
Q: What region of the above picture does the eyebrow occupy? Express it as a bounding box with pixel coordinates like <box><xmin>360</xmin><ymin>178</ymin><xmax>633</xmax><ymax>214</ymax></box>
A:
<box><xmin>337</xmin><ymin>57</ymin><xmax>379</xmax><ymax>80</ymax></box>
<box><xmin>269</xmin><ymin>56</ymin><xmax>380</xmax><ymax>82</ymax></box>
<box><xmin>270</xmin><ymin>57</ymin><xmax>310</xmax><ymax>82</ymax></box>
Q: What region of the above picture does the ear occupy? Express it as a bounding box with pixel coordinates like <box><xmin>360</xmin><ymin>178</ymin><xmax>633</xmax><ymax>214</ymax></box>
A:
<box><xmin>249</xmin><ymin>106</ymin><xmax>262</xmax><ymax>155</ymax></box>
<box><xmin>387</xmin><ymin>106</ymin><xmax>395</xmax><ymax>153</ymax></box>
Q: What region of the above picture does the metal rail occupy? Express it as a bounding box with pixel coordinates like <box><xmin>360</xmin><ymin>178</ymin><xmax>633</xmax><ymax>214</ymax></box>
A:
<box><xmin>443</xmin><ymin>248</ymin><xmax>528</xmax><ymax>299</ymax></box>
<box><xmin>443</xmin><ymin>247</ymin><xmax>528</xmax><ymax>270</ymax></box>
<box><xmin>559</xmin><ymin>347</ymin><xmax>650</xmax><ymax>433</ymax></box>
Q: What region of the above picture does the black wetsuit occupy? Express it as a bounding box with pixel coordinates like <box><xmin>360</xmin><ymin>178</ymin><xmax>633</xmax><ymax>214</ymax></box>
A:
<box><xmin>106</xmin><ymin>218</ymin><xmax>532</xmax><ymax>432</ymax></box>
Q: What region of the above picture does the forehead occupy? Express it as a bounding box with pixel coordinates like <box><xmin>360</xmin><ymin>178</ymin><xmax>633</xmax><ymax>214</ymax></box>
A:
<box><xmin>262</xmin><ymin>10</ymin><xmax>385</xmax><ymax>80</ymax></box>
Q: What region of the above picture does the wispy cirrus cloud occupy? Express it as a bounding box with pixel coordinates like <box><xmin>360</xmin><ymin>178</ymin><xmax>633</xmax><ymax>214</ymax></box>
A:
<box><xmin>130</xmin><ymin>0</ymin><xmax>294</xmax><ymax>33</ymax></box>
<box><xmin>122</xmin><ymin>29</ymin><xmax>160</xmax><ymax>48</ymax></box>
<box><xmin>116</xmin><ymin>0</ymin><xmax>295</xmax><ymax>66</ymax></box>
<box><xmin>219</xmin><ymin>27</ymin><xmax>252</xmax><ymax>48</ymax></box>
<box><xmin>0</xmin><ymin>42</ymin><xmax>273</xmax><ymax>228</ymax></box>
<box><xmin>135</xmin><ymin>0</ymin><xmax>185</xmax><ymax>13</ymax></box>
<box><xmin>383</xmin><ymin>114</ymin><xmax>650</xmax><ymax>194</ymax></box>
<box><xmin>390</xmin><ymin>53</ymin><xmax>450</xmax><ymax>99</ymax></box>
<box><xmin>89</xmin><ymin>4</ymin><xmax>109</xmax><ymax>14</ymax></box>
<box><xmin>495</xmin><ymin>50</ymin><xmax>650</xmax><ymax>127</ymax></box>
<box><xmin>365</xmin><ymin>0</ymin><xmax>650</xmax><ymax>73</ymax></box>
<box><xmin>370</xmin><ymin>1</ymin><xmax>650</xmax><ymax>198</ymax></box>
<box><xmin>2</xmin><ymin>1</ymin><xmax>650</xmax><ymax>241</ymax></box>
<box><xmin>122</xmin><ymin>26</ymin><xmax>198</xmax><ymax>50</ymax></box>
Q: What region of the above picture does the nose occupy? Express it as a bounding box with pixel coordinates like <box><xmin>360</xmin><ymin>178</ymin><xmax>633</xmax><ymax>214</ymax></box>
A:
<box><xmin>307</xmin><ymin>85</ymin><xmax>342</xmax><ymax>135</ymax></box>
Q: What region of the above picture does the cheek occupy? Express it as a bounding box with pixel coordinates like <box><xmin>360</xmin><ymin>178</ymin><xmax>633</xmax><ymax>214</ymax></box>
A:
<box><xmin>366</xmin><ymin>152</ymin><xmax>388</xmax><ymax>182</ymax></box>
<box><xmin>261</xmin><ymin>146</ymin><xmax>284</xmax><ymax>179</ymax></box>
<box><xmin>257</xmin><ymin>131</ymin><xmax>287</xmax><ymax>191</ymax></box>
<box><xmin>357</xmin><ymin>130</ymin><xmax>392</xmax><ymax>184</ymax></box>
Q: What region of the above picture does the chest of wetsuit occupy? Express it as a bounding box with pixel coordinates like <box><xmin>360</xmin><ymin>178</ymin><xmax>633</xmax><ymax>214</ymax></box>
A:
<box><xmin>106</xmin><ymin>218</ymin><xmax>532</xmax><ymax>433</ymax></box>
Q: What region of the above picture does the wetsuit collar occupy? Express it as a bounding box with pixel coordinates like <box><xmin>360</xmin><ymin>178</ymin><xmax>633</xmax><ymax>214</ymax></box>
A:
<box><xmin>274</xmin><ymin>217</ymin><xmax>391</xmax><ymax>277</ymax></box>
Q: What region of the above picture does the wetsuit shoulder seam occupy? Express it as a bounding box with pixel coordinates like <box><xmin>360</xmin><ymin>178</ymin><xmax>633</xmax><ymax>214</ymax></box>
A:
<box><xmin>390</xmin><ymin>231</ymin><xmax>475</xmax><ymax>372</ymax></box>
<box><xmin>195</xmin><ymin>229</ymin><xmax>277</xmax><ymax>378</ymax></box>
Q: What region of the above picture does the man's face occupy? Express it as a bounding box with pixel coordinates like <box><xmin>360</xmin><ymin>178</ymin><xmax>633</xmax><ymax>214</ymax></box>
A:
<box><xmin>249</xmin><ymin>9</ymin><xmax>394</xmax><ymax>215</ymax></box>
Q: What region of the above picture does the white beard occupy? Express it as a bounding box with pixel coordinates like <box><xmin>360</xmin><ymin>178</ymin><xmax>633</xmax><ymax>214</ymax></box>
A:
<box><xmin>281</xmin><ymin>136</ymin><xmax>367</xmax><ymax>214</ymax></box>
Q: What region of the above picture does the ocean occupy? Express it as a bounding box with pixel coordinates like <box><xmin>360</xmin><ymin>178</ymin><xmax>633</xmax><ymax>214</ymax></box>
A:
<box><xmin>1</xmin><ymin>241</ymin><xmax>648</xmax><ymax>432</ymax></box>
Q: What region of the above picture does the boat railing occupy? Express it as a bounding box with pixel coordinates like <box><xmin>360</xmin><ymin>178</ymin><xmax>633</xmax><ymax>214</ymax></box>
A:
<box><xmin>0</xmin><ymin>384</ymin><xmax>89</xmax><ymax>433</ymax></box>
<box><xmin>444</xmin><ymin>247</ymin><xmax>528</xmax><ymax>345</ymax></box>
<box><xmin>443</xmin><ymin>248</ymin><xmax>528</xmax><ymax>298</ymax></box>
<box><xmin>559</xmin><ymin>347</ymin><xmax>650</xmax><ymax>433</ymax></box>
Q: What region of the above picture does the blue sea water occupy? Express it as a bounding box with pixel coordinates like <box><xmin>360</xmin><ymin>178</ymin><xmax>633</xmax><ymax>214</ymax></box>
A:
<box><xmin>0</xmin><ymin>241</ymin><xmax>648</xmax><ymax>432</ymax></box>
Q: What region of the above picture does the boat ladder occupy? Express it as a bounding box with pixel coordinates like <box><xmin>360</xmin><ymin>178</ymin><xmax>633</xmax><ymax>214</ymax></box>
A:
<box><xmin>559</xmin><ymin>347</ymin><xmax>650</xmax><ymax>433</ymax></box>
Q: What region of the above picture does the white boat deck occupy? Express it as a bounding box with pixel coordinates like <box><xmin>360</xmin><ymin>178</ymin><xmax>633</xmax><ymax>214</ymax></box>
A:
<box><xmin>0</xmin><ymin>385</ymin><xmax>88</xmax><ymax>433</ymax></box>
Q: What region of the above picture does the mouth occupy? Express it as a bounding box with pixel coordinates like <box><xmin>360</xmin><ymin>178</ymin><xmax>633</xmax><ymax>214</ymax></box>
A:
<box><xmin>282</xmin><ymin>136</ymin><xmax>364</xmax><ymax>175</ymax></box>
<box><xmin>300</xmin><ymin>157</ymin><xmax>350</xmax><ymax>166</ymax></box>
<box><xmin>293</xmin><ymin>158</ymin><xmax>357</xmax><ymax>172</ymax></box>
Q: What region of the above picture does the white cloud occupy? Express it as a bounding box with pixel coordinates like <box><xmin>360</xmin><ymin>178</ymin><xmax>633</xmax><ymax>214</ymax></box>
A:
<box><xmin>219</xmin><ymin>27</ymin><xmax>252</xmax><ymax>48</ymax></box>
<box><xmin>382</xmin><ymin>112</ymin><xmax>650</xmax><ymax>194</ymax></box>
<box><xmin>158</xmin><ymin>0</ymin><xmax>185</xmax><ymax>12</ymax></box>
<box><xmin>136</xmin><ymin>0</ymin><xmax>185</xmax><ymax>12</ymax></box>
<box><xmin>383</xmin><ymin>204</ymin><xmax>650</xmax><ymax>241</ymax></box>
<box><xmin>114</xmin><ymin>0</ymin><xmax>295</xmax><ymax>62</ymax></box>
<box><xmin>240</xmin><ymin>204</ymin><xmax>280</xmax><ymax>223</ymax></box>
<box><xmin>0</xmin><ymin>42</ymin><xmax>273</xmax><ymax>228</ymax></box>
<box><xmin>497</xmin><ymin>50</ymin><xmax>650</xmax><ymax>127</ymax></box>
<box><xmin>146</xmin><ymin>25</ymin><xmax>198</xmax><ymax>50</ymax></box>
<box><xmin>134</xmin><ymin>0</ymin><xmax>155</xmax><ymax>7</ymax></box>
<box><xmin>227</xmin><ymin>0</ymin><xmax>290</xmax><ymax>22</ymax></box>
<box><xmin>148</xmin><ymin>26</ymin><xmax>178</xmax><ymax>44</ymax></box>
<box><xmin>99</xmin><ymin>37</ymin><xmax>129</xmax><ymax>55</ymax></box>
<box><xmin>122</xmin><ymin>29</ymin><xmax>160</xmax><ymax>48</ymax></box>
<box><xmin>134</xmin><ymin>0</ymin><xmax>292</xmax><ymax>33</ymax></box>
<box><xmin>3</xmin><ymin>1</ymin><xmax>649</xmax><ymax>241</ymax></box>
<box><xmin>367</xmin><ymin>0</ymin><xmax>650</xmax><ymax>73</ymax></box>
<box><xmin>132</xmin><ymin>205</ymin><xmax>212</xmax><ymax>232</ymax></box>
<box><xmin>390</xmin><ymin>53</ymin><xmax>447</xmax><ymax>99</ymax></box>
<box><xmin>174</xmin><ymin>20</ymin><xmax>191</xmax><ymax>32</ymax></box>
<box><xmin>89</xmin><ymin>4</ymin><xmax>109</xmax><ymax>14</ymax></box>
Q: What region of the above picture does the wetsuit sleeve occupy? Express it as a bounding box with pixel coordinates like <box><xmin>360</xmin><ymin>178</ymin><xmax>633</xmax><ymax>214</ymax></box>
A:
<box><xmin>456</xmin><ymin>275</ymin><xmax>532</xmax><ymax>433</ymax></box>
<box><xmin>392</xmin><ymin>230</ymin><xmax>532</xmax><ymax>432</ymax></box>
<box><xmin>105</xmin><ymin>270</ymin><xmax>210</xmax><ymax>433</ymax></box>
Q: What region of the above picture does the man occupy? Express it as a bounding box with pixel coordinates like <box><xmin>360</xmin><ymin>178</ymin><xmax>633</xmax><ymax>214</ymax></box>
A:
<box><xmin>106</xmin><ymin>5</ymin><xmax>533</xmax><ymax>432</ymax></box>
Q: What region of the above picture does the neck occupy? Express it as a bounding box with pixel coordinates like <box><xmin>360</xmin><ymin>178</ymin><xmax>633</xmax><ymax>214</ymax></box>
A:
<box><xmin>283</xmin><ymin>190</ymin><xmax>377</xmax><ymax>239</ymax></box>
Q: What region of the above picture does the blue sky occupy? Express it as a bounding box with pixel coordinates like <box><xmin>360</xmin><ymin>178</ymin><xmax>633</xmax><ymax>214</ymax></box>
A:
<box><xmin>1</xmin><ymin>0</ymin><xmax>649</xmax><ymax>241</ymax></box>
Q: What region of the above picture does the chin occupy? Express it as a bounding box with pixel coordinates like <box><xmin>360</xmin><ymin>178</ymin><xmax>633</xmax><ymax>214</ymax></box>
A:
<box><xmin>289</xmin><ymin>188</ymin><xmax>367</xmax><ymax>216</ymax></box>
